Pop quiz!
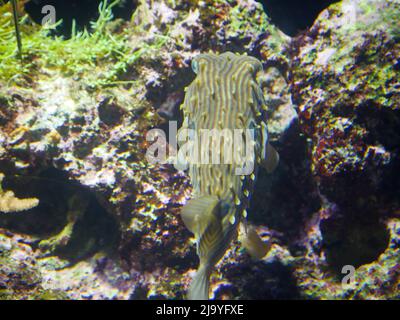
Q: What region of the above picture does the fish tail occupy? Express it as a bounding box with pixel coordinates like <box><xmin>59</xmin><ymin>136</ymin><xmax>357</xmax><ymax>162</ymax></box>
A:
<box><xmin>188</xmin><ymin>264</ymin><xmax>211</xmax><ymax>300</ymax></box>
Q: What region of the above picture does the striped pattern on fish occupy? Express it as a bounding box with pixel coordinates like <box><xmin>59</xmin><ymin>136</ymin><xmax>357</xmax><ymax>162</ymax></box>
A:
<box><xmin>178</xmin><ymin>52</ymin><xmax>279</xmax><ymax>300</ymax></box>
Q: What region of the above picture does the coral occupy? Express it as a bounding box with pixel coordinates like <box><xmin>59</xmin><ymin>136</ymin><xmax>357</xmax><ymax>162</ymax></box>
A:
<box><xmin>0</xmin><ymin>173</ymin><xmax>39</xmax><ymax>213</ymax></box>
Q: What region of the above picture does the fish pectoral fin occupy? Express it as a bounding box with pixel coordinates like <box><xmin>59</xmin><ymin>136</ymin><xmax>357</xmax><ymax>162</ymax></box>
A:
<box><xmin>260</xmin><ymin>143</ymin><xmax>279</xmax><ymax>173</ymax></box>
<box><xmin>239</xmin><ymin>224</ymin><xmax>271</xmax><ymax>260</ymax></box>
<box><xmin>181</xmin><ymin>195</ymin><xmax>220</xmax><ymax>237</ymax></box>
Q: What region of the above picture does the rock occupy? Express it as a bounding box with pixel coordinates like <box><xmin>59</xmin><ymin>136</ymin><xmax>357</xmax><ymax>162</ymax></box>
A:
<box><xmin>0</xmin><ymin>0</ymin><xmax>291</xmax><ymax>299</ymax></box>
<box><xmin>0</xmin><ymin>0</ymin><xmax>398</xmax><ymax>300</ymax></box>
<box><xmin>289</xmin><ymin>0</ymin><xmax>400</xmax><ymax>298</ymax></box>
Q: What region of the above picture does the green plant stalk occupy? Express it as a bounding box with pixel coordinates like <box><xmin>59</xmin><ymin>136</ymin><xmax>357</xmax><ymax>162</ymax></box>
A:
<box><xmin>10</xmin><ymin>0</ymin><xmax>22</xmax><ymax>59</ymax></box>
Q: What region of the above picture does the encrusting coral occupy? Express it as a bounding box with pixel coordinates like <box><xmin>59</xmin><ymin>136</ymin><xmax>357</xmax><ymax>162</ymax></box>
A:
<box><xmin>0</xmin><ymin>173</ymin><xmax>39</xmax><ymax>213</ymax></box>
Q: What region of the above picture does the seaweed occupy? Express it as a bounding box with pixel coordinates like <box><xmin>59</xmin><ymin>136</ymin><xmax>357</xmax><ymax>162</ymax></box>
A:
<box><xmin>0</xmin><ymin>0</ymin><xmax>168</xmax><ymax>87</ymax></box>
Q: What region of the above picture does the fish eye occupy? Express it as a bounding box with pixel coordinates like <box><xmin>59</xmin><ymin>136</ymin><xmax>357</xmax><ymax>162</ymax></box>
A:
<box><xmin>191</xmin><ymin>60</ymin><xmax>199</xmax><ymax>74</ymax></box>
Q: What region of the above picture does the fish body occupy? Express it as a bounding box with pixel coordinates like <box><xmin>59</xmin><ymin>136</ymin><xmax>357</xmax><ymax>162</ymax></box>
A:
<box><xmin>178</xmin><ymin>52</ymin><xmax>279</xmax><ymax>300</ymax></box>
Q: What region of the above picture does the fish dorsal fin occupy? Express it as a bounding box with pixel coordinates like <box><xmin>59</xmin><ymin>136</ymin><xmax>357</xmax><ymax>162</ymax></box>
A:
<box><xmin>260</xmin><ymin>143</ymin><xmax>279</xmax><ymax>173</ymax></box>
<box><xmin>181</xmin><ymin>196</ymin><xmax>220</xmax><ymax>238</ymax></box>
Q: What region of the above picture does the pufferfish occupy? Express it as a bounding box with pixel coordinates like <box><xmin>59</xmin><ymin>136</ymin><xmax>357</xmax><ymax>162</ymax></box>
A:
<box><xmin>177</xmin><ymin>52</ymin><xmax>279</xmax><ymax>300</ymax></box>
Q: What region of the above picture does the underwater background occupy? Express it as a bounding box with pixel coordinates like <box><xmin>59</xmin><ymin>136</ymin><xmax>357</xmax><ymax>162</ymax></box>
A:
<box><xmin>0</xmin><ymin>0</ymin><xmax>399</xmax><ymax>300</ymax></box>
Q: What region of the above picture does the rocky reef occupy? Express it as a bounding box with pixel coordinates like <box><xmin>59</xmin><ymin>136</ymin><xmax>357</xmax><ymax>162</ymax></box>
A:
<box><xmin>0</xmin><ymin>0</ymin><xmax>398</xmax><ymax>299</ymax></box>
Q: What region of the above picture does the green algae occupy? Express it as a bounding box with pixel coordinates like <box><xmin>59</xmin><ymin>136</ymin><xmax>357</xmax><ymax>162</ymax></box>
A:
<box><xmin>228</xmin><ymin>0</ymin><xmax>268</xmax><ymax>35</ymax></box>
<box><xmin>0</xmin><ymin>0</ymin><xmax>168</xmax><ymax>88</ymax></box>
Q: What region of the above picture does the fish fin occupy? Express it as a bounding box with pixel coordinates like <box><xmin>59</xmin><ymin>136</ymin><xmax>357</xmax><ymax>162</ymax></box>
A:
<box><xmin>188</xmin><ymin>264</ymin><xmax>211</xmax><ymax>300</ymax></box>
<box><xmin>181</xmin><ymin>196</ymin><xmax>219</xmax><ymax>237</ymax></box>
<box><xmin>239</xmin><ymin>224</ymin><xmax>270</xmax><ymax>260</ymax></box>
<box><xmin>260</xmin><ymin>143</ymin><xmax>279</xmax><ymax>173</ymax></box>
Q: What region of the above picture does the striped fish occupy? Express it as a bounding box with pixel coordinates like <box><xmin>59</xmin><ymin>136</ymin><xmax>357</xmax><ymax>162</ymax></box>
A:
<box><xmin>178</xmin><ymin>52</ymin><xmax>279</xmax><ymax>300</ymax></box>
